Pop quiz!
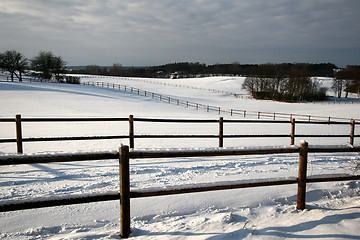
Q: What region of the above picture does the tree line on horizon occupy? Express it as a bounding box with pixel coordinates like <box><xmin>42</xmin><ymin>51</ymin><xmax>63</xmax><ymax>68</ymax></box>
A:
<box><xmin>1</xmin><ymin>50</ymin><xmax>359</xmax><ymax>101</ymax></box>
<box><xmin>72</xmin><ymin>62</ymin><xmax>337</xmax><ymax>78</ymax></box>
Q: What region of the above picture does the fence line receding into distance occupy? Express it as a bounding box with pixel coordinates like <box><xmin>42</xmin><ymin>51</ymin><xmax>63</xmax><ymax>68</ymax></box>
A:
<box><xmin>81</xmin><ymin>80</ymin><xmax>360</xmax><ymax>122</ymax></box>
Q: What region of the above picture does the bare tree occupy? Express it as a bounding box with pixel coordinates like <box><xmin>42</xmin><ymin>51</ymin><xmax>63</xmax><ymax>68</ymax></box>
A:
<box><xmin>242</xmin><ymin>64</ymin><xmax>275</xmax><ymax>99</ymax></box>
<box><xmin>288</xmin><ymin>68</ymin><xmax>311</xmax><ymax>101</ymax></box>
<box><xmin>0</xmin><ymin>50</ymin><xmax>28</xmax><ymax>82</ymax></box>
<box><xmin>243</xmin><ymin>64</ymin><xmax>325</xmax><ymax>102</ymax></box>
<box><xmin>331</xmin><ymin>79</ymin><xmax>343</xmax><ymax>98</ymax></box>
<box><xmin>52</xmin><ymin>56</ymin><xmax>66</xmax><ymax>82</ymax></box>
<box><xmin>335</xmin><ymin>66</ymin><xmax>360</xmax><ymax>98</ymax></box>
<box><xmin>31</xmin><ymin>51</ymin><xmax>66</xmax><ymax>81</ymax></box>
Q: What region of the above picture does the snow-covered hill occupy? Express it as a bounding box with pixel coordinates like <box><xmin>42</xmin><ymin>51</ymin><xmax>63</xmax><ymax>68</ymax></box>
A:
<box><xmin>0</xmin><ymin>77</ymin><xmax>359</xmax><ymax>239</ymax></box>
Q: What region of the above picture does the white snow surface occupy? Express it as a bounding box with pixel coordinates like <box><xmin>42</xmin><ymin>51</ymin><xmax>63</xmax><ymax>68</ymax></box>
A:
<box><xmin>0</xmin><ymin>76</ymin><xmax>359</xmax><ymax>239</ymax></box>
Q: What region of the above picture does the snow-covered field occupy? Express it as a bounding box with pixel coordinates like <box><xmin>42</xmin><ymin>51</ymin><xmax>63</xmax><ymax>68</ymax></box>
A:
<box><xmin>0</xmin><ymin>76</ymin><xmax>359</xmax><ymax>239</ymax></box>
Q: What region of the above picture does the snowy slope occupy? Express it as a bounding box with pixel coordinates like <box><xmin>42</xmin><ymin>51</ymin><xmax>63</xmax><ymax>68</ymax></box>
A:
<box><xmin>0</xmin><ymin>77</ymin><xmax>359</xmax><ymax>239</ymax></box>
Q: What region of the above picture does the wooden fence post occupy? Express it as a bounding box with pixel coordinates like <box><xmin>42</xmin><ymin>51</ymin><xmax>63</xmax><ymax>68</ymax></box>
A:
<box><xmin>350</xmin><ymin>119</ymin><xmax>355</xmax><ymax>146</ymax></box>
<box><xmin>291</xmin><ymin>118</ymin><xmax>296</xmax><ymax>145</ymax></box>
<box><xmin>129</xmin><ymin>115</ymin><xmax>134</xmax><ymax>148</ymax></box>
<box><xmin>119</xmin><ymin>145</ymin><xmax>131</xmax><ymax>238</ymax></box>
<box><xmin>219</xmin><ymin>117</ymin><xmax>224</xmax><ymax>147</ymax></box>
<box><xmin>15</xmin><ymin>114</ymin><xmax>23</xmax><ymax>154</ymax></box>
<box><xmin>297</xmin><ymin>140</ymin><xmax>308</xmax><ymax>210</ymax></box>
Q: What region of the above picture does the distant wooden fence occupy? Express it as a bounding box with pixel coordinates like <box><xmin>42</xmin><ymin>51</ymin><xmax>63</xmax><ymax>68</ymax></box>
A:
<box><xmin>78</xmin><ymin>75</ymin><xmax>360</xmax><ymax>104</ymax></box>
<box><xmin>82</xmin><ymin>81</ymin><xmax>360</xmax><ymax>121</ymax></box>
<box><xmin>83</xmin><ymin>75</ymin><xmax>243</xmax><ymax>97</ymax></box>
<box><xmin>0</xmin><ymin>142</ymin><xmax>359</xmax><ymax>238</ymax></box>
<box><xmin>0</xmin><ymin>115</ymin><xmax>358</xmax><ymax>154</ymax></box>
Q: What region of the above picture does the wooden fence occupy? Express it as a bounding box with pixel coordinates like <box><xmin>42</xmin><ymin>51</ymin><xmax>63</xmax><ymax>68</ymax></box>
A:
<box><xmin>0</xmin><ymin>114</ymin><xmax>358</xmax><ymax>154</ymax></box>
<box><xmin>79</xmin><ymin>76</ymin><xmax>360</xmax><ymax>104</ymax></box>
<box><xmin>82</xmin><ymin>81</ymin><xmax>360</xmax><ymax>122</ymax></box>
<box><xmin>83</xmin><ymin>75</ymin><xmax>243</xmax><ymax>97</ymax></box>
<box><xmin>0</xmin><ymin>142</ymin><xmax>359</xmax><ymax>238</ymax></box>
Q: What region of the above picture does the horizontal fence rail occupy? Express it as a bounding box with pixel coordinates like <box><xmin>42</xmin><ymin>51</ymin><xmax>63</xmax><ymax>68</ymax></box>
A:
<box><xmin>0</xmin><ymin>191</ymin><xmax>120</xmax><ymax>212</ymax></box>
<box><xmin>1</xmin><ymin>143</ymin><xmax>360</xmax><ymax>238</ymax></box>
<box><xmin>130</xmin><ymin>178</ymin><xmax>299</xmax><ymax>199</ymax></box>
<box><xmin>128</xmin><ymin>146</ymin><xmax>300</xmax><ymax>159</ymax></box>
<box><xmin>0</xmin><ymin>151</ymin><xmax>118</xmax><ymax>165</ymax></box>
<box><xmin>0</xmin><ymin>115</ymin><xmax>359</xmax><ymax>153</ymax></box>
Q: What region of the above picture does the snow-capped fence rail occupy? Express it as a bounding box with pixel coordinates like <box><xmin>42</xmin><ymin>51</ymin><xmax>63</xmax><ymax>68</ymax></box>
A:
<box><xmin>0</xmin><ymin>115</ymin><xmax>358</xmax><ymax>154</ymax></box>
<box><xmin>0</xmin><ymin>142</ymin><xmax>359</xmax><ymax>238</ymax></box>
<box><xmin>82</xmin><ymin>81</ymin><xmax>360</xmax><ymax>122</ymax></box>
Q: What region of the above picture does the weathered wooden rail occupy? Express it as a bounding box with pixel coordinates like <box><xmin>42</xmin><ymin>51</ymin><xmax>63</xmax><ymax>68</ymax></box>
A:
<box><xmin>0</xmin><ymin>115</ymin><xmax>358</xmax><ymax>154</ymax></box>
<box><xmin>0</xmin><ymin>142</ymin><xmax>360</xmax><ymax>238</ymax></box>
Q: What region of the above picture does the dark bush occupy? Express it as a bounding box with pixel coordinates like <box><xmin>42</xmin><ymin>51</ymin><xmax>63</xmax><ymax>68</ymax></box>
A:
<box><xmin>242</xmin><ymin>64</ymin><xmax>328</xmax><ymax>102</ymax></box>
<box><xmin>65</xmin><ymin>76</ymin><xmax>80</xmax><ymax>84</ymax></box>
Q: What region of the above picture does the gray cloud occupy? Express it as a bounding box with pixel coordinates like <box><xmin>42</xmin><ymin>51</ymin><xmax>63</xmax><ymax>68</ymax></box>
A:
<box><xmin>1</xmin><ymin>0</ymin><xmax>359</xmax><ymax>67</ymax></box>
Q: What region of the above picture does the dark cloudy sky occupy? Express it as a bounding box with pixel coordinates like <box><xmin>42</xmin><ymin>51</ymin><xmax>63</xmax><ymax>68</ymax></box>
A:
<box><xmin>1</xmin><ymin>0</ymin><xmax>359</xmax><ymax>67</ymax></box>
